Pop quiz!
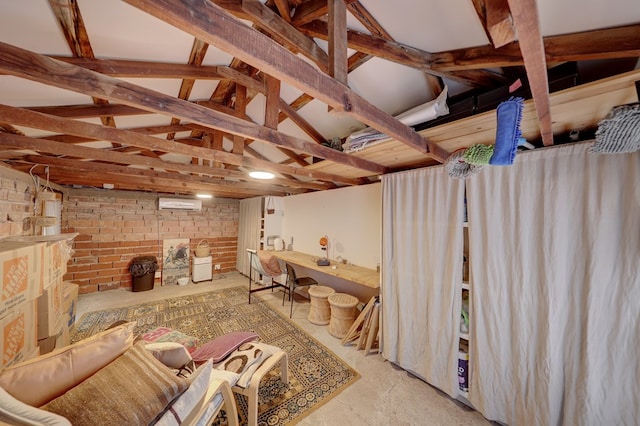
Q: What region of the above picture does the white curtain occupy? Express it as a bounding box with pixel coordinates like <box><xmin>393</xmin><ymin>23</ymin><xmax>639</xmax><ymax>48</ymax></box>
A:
<box><xmin>381</xmin><ymin>166</ymin><xmax>464</xmax><ymax>397</ymax></box>
<box><xmin>466</xmin><ymin>143</ymin><xmax>640</xmax><ymax>425</ymax></box>
<box><xmin>236</xmin><ymin>196</ymin><xmax>263</xmax><ymax>276</ymax></box>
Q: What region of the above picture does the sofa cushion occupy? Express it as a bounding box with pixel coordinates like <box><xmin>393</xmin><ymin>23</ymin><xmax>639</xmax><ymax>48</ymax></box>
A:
<box><xmin>0</xmin><ymin>321</ymin><xmax>136</xmax><ymax>407</ymax></box>
<box><xmin>0</xmin><ymin>386</ymin><xmax>71</xmax><ymax>426</ymax></box>
<box><xmin>191</xmin><ymin>331</ymin><xmax>259</xmax><ymax>364</ymax></box>
<box><xmin>41</xmin><ymin>341</ymin><xmax>190</xmax><ymax>425</ymax></box>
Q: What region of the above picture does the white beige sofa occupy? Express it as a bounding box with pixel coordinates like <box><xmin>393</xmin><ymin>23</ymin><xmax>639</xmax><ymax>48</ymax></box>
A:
<box><xmin>0</xmin><ymin>322</ymin><xmax>239</xmax><ymax>425</ymax></box>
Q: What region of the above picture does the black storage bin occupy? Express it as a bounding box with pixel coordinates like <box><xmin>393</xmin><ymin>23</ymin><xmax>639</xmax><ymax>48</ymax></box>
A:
<box><xmin>129</xmin><ymin>256</ymin><xmax>158</xmax><ymax>292</ymax></box>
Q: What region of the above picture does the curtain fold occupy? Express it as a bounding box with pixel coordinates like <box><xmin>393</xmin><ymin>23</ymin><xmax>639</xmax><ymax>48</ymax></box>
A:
<box><xmin>467</xmin><ymin>143</ymin><xmax>640</xmax><ymax>425</ymax></box>
<box><xmin>236</xmin><ymin>196</ymin><xmax>263</xmax><ymax>276</ymax></box>
<box><xmin>381</xmin><ymin>166</ymin><xmax>464</xmax><ymax>397</ymax></box>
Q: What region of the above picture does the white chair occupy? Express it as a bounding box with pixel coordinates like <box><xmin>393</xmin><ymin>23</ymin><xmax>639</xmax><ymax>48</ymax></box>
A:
<box><xmin>246</xmin><ymin>249</ymin><xmax>287</xmax><ymax>303</ymax></box>
<box><xmin>231</xmin><ymin>349</ymin><xmax>289</xmax><ymax>426</ymax></box>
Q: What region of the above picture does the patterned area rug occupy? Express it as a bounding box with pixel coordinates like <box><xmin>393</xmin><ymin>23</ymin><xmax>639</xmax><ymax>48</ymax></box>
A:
<box><xmin>71</xmin><ymin>286</ymin><xmax>360</xmax><ymax>425</ymax></box>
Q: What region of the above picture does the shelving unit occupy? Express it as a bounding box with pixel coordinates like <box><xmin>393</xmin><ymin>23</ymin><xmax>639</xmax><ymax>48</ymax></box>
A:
<box><xmin>458</xmin><ymin>212</ymin><xmax>470</xmax><ymax>399</ymax></box>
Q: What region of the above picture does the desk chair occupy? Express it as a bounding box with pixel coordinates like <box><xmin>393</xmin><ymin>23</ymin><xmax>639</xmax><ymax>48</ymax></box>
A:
<box><xmin>283</xmin><ymin>262</ymin><xmax>318</xmax><ymax>318</ymax></box>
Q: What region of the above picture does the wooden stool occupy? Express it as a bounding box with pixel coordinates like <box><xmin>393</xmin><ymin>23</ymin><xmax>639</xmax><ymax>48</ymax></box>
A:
<box><xmin>307</xmin><ymin>286</ymin><xmax>336</xmax><ymax>325</ymax></box>
<box><xmin>327</xmin><ymin>293</ymin><xmax>359</xmax><ymax>338</ymax></box>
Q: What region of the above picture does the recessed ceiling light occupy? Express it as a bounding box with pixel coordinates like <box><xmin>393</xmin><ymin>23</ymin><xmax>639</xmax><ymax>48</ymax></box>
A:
<box><xmin>249</xmin><ymin>171</ymin><xmax>275</xmax><ymax>180</ymax></box>
<box><xmin>196</xmin><ymin>193</ymin><xmax>213</xmax><ymax>199</ymax></box>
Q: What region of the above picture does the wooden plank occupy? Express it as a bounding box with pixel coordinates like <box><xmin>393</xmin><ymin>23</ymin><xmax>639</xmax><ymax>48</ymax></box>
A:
<box><xmin>506</xmin><ymin>0</ymin><xmax>553</xmax><ymax>146</ymax></box>
<box><xmin>123</xmin><ymin>0</ymin><xmax>443</xmax><ymax>161</ymax></box>
<box><xmin>486</xmin><ymin>0</ymin><xmax>515</xmax><ymax>48</ymax></box>
<box><xmin>341</xmin><ymin>296</ymin><xmax>376</xmax><ymax>345</ymax></box>
<box><xmin>0</xmin><ymin>41</ymin><xmax>387</xmax><ymax>174</ymax></box>
<box><xmin>364</xmin><ymin>302</ymin><xmax>379</xmax><ymax>354</ymax></box>
<box><xmin>328</xmin><ymin>0</ymin><xmax>348</xmax><ymax>85</ymax></box>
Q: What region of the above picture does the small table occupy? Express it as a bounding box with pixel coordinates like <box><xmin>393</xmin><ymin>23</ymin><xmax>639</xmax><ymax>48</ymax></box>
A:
<box><xmin>307</xmin><ymin>286</ymin><xmax>336</xmax><ymax>325</ymax></box>
<box><xmin>327</xmin><ymin>293</ymin><xmax>359</xmax><ymax>338</ymax></box>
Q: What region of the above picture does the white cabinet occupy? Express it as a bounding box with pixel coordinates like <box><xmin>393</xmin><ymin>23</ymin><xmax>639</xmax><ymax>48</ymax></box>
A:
<box><xmin>192</xmin><ymin>256</ymin><xmax>212</xmax><ymax>282</ymax></box>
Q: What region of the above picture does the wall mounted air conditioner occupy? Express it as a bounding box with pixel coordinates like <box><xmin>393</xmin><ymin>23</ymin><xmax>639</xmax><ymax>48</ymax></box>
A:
<box><xmin>158</xmin><ymin>198</ymin><xmax>202</xmax><ymax>211</ymax></box>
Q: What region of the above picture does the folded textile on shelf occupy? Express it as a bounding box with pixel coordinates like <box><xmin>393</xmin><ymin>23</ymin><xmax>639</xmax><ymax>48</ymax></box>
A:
<box><xmin>343</xmin><ymin>86</ymin><xmax>449</xmax><ymax>153</ymax></box>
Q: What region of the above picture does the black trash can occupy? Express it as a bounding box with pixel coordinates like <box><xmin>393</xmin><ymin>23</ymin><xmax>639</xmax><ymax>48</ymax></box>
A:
<box><xmin>129</xmin><ymin>256</ymin><xmax>158</xmax><ymax>292</ymax></box>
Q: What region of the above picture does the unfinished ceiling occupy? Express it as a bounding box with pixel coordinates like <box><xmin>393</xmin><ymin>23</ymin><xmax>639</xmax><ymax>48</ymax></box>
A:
<box><xmin>0</xmin><ymin>0</ymin><xmax>638</xmax><ymax>198</ymax></box>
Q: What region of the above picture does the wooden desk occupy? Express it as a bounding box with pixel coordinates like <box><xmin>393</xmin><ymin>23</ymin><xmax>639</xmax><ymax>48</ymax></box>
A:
<box><xmin>272</xmin><ymin>251</ymin><xmax>380</xmax><ymax>289</ymax></box>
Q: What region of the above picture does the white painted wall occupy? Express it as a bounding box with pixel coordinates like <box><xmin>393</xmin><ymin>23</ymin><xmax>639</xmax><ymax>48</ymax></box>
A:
<box><xmin>282</xmin><ymin>183</ymin><xmax>381</xmax><ymax>269</ymax></box>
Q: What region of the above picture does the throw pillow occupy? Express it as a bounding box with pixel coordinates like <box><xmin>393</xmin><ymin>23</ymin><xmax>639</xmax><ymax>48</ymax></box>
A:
<box><xmin>41</xmin><ymin>341</ymin><xmax>190</xmax><ymax>425</ymax></box>
<box><xmin>0</xmin><ymin>321</ymin><xmax>136</xmax><ymax>407</ymax></box>
<box><xmin>191</xmin><ymin>331</ymin><xmax>259</xmax><ymax>364</ymax></box>
<box><xmin>141</xmin><ymin>327</ymin><xmax>199</xmax><ymax>353</ymax></box>
<box><xmin>0</xmin><ymin>386</ymin><xmax>71</xmax><ymax>426</ymax></box>
<box><xmin>146</xmin><ymin>341</ymin><xmax>193</xmax><ymax>369</ymax></box>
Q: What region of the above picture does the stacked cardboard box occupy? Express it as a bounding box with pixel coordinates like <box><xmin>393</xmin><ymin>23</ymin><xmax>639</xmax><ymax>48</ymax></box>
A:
<box><xmin>0</xmin><ymin>234</ymin><xmax>76</xmax><ymax>366</ymax></box>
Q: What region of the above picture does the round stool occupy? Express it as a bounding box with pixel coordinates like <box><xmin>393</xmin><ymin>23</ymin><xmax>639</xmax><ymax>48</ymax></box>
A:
<box><xmin>307</xmin><ymin>286</ymin><xmax>336</xmax><ymax>325</ymax></box>
<box><xmin>327</xmin><ymin>293</ymin><xmax>359</xmax><ymax>338</ymax></box>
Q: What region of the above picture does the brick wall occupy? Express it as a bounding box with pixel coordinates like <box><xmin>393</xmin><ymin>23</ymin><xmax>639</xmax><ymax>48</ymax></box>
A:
<box><xmin>0</xmin><ymin>164</ymin><xmax>36</xmax><ymax>237</ymax></box>
<box><xmin>61</xmin><ymin>188</ymin><xmax>239</xmax><ymax>294</ymax></box>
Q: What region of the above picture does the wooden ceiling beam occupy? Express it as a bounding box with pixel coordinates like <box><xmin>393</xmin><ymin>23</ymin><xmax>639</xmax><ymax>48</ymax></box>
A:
<box><xmin>431</xmin><ymin>24</ymin><xmax>640</xmax><ymax>71</ymax></box>
<box><xmin>272</xmin><ymin>0</ymin><xmax>292</xmax><ymax>23</ymax></box>
<box><xmin>240</xmin><ymin>0</ymin><xmax>329</xmax><ymax>72</ymax></box>
<box><xmin>0</xmin><ymin>41</ymin><xmax>387</xmax><ymax>173</ymax></box>
<box><xmin>0</xmin><ymin>132</ymin><xmax>330</xmax><ymax>192</ymax></box>
<box><xmin>346</xmin><ymin>1</ymin><xmax>443</xmax><ymax>97</ymax></box>
<box><xmin>123</xmin><ymin>0</ymin><xmax>443</xmax><ymax>161</ymax></box>
<box><xmin>21</xmin><ymin>155</ymin><xmax>299</xmax><ymax>196</ymax></box>
<box><xmin>168</xmin><ymin>38</ymin><xmax>210</xmax><ymax>140</ymax></box>
<box><xmin>0</xmin><ymin>104</ymin><xmax>358</xmax><ymax>186</ymax></box>
<box><xmin>291</xmin><ymin>0</ymin><xmax>327</xmax><ymax>26</ymax></box>
<box><xmin>328</xmin><ymin>0</ymin><xmax>348</xmax><ymax>85</ymax></box>
<box><xmin>298</xmin><ymin>20</ymin><xmax>504</xmax><ymax>88</ymax></box>
<box><xmin>485</xmin><ymin>0</ymin><xmax>516</xmax><ymax>48</ymax></box>
<box><xmin>47</xmin><ymin>0</ymin><xmax>116</xmax><ymax>129</ymax></box>
<box><xmin>18</xmin><ymin>164</ymin><xmax>282</xmax><ymax>198</ymax></box>
<box><xmin>506</xmin><ymin>0</ymin><xmax>553</xmax><ymax>146</ymax></box>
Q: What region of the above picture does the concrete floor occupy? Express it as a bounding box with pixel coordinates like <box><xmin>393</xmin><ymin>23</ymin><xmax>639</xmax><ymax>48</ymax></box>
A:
<box><xmin>76</xmin><ymin>272</ymin><xmax>492</xmax><ymax>426</ymax></box>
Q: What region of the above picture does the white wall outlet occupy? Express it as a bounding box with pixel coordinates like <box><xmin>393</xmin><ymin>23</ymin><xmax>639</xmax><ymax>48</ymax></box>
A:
<box><xmin>214</xmin><ymin>264</ymin><xmax>221</xmax><ymax>270</ymax></box>
<box><xmin>154</xmin><ymin>271</ymin><xmax>161</xmax><ymax>278</ymax></box>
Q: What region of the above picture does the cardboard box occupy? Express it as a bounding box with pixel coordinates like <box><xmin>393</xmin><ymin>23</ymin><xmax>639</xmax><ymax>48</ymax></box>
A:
<box><xmin>2</xmin><ymin>234</ymin><xmax>76</xmax><ymax>290</ymax></box>
<box><xmin>63</xmin><ymin>281</ymin><xmax>79</xmax><ymax>331</ymax></box>
<box><xmin>0</xmin><ymin>241</ymin><xmax>45</xmax><ymax>318</ymax></box>
<box><xmin>37</xmin><ymin>316</ymin><xmax>70</xmax><ymax>355</ymax></box>
<box><xmin>1</xmin><ymin>300</ymin><xmax>37</xmax><ymax>368</ymax></box>
<box><xmin>37</xmin><ymin>278</ymin><xmax>64</xmax><ymax>339</ymax></box>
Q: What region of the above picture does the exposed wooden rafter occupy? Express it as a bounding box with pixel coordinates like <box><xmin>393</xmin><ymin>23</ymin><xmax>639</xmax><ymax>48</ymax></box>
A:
<box><xmin>123</xmin><ymin>0</ymin><xmax>447</xmax><ymax>162</ymax></box>
<box><xmin>0</xmin><ymin>41</ymin><xmax>388</xmax><ymax>173</ymax></box>
<box><xmin>506</xmin><ymin>0</ymin><xmax>553</xmax><ymax>146</ymax></box>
